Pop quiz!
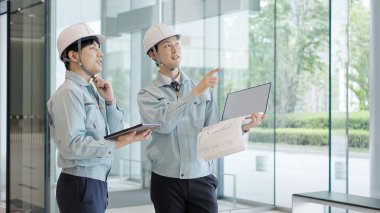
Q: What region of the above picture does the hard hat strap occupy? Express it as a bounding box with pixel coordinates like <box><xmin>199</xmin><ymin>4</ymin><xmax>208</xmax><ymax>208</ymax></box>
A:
<box><xmin>152</xmin><ymin>46</ymin><xmax>162</xmax><ymax>67</ymax></box>
<box><xmin>152</xmin><ymin>45</ymin><xmax>179</xmax><ymax>80</ymax></box>
<box><xmin>60</xmin><ymin>39</ymin><xmax>95</xmax><ymax>80</ymax></box>
<box><xmin>61</xmin><ymin>55</ymin><xmax>71</xmax><ymax>63</ymax></box>
<box><xmin>77</xmin><ymin>38</ymin><xmax>95</xmax><ymax>79</ymax></box>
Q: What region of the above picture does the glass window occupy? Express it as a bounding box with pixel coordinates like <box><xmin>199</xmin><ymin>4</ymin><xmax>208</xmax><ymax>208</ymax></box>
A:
<box><xmin>347</xmin><ymin>0</ymin><xmax>370</xmax><ymax>197</ymax></box>
<box><xmin>275</xmin><ymin>0</ymin><xmax>330</xmax><ymax>207</ymax></box>
<box><xmin>0</xmin><ymin>1</ymin><xmax>8</xmax><ymax>211</ymax></box>
<box><xmin>222</xmin><ymin>6</ymin><xmax>275</xmax><ymax>206</ymax></box>
<box><xmin>8</xmin><ymin>0</ymin><xmax>47</xmax><ymax>212</ymax></box>
<box><xmin>331</xmin><ymin>0</ymin><xmax>349</xmax><ymax>197</ymax></box>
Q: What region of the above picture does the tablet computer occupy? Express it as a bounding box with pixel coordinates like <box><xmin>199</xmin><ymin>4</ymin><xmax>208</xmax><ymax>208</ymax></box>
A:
<box><xmin>221</xmin><ymin>82</ymin><xmax>271</xmax><ymax>121</ymax></box>
<box><xmin>104</xmin><ymin>123</ymin><xmax>160</xmax><ymax>140</ymax></box>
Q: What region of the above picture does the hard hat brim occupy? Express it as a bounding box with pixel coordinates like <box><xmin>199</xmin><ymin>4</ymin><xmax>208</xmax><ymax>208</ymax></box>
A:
<box><xmin>57</xmin><ymin>23</ymin><xmax>107</xmax><ymax>60</ymax></box>
<box><xmin>59</xmin><ymin>34</ymin><xmax>106</xmax><ymax>61</ymax></box>
<box><xmin>143</xmin><ymin>23</ymin><xmax>181</xmax><ymax>54</ymax></box>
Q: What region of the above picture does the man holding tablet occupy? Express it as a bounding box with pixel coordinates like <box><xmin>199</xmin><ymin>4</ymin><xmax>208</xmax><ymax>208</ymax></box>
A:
<box><xmin>138</xmin><ymin>23</ymin><xmax>266</xmax><ymax>213</ymax></box>
<box><xmin>47</xmin><ymin>23</ymin><xmax>151</xmax><ymax>213</ymax></box>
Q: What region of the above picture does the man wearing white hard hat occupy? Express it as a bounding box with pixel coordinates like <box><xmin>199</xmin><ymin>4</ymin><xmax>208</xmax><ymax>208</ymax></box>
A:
<box><xmin>47</xmin><ymin>23</ymin><xmax>151</xmax><ymax>213</ymax></box>
<box><xmin>137</xmin><ymin>23</ymin><xmax>265</xmax><ymax>213</ymax></box>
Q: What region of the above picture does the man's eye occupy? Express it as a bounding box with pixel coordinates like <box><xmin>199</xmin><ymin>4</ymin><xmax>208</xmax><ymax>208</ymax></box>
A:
<box><xmin>91</xmin><ymin>46</ymin><xmax>100</xmax><ymax>51</ymax></box>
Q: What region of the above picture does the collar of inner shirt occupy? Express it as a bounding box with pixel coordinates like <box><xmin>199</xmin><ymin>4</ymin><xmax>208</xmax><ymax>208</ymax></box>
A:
<box><xmin>160</xmin><ymin>72</ymin><xmax>181</xmax><ymax>86</ymax></box>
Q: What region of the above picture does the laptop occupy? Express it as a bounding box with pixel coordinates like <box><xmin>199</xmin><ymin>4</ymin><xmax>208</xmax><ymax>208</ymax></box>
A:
<box><xmin>221</xmin><ymin>82</ymin><xmax>271</xmax><ymax>121</ymax></box>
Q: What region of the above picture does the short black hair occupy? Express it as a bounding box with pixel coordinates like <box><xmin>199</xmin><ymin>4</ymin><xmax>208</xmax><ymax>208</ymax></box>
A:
<box><xmin>62</xmin><ymin>36</ymin><xmax>100</xmax><ymax>70</ymax></box>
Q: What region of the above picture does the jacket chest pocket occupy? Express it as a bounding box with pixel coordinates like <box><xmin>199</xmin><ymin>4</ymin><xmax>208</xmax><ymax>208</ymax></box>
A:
<box><xmin>84</xmin><ymin>102</ymin><xmax>99</xmax><ymax>131</ymax></box>
<box><xmin>190</xmin><ymin>101</ymin><xmax>206</xmax><ymax>130</ymax></box>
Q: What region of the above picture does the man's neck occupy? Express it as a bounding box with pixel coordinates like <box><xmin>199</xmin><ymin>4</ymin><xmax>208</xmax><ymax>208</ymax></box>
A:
<box><xmin>69</xmin><ymin>65</ymin><xmax>92</xmax><ymax>82</ymax></box>
<box><xmin>159</xmin><ymin>67</ymin><xmax>179</xmax><ymax>80</ymax></box>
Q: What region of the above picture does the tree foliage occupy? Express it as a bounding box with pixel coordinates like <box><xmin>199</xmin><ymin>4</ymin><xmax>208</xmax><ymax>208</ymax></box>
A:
<box><xmin>348</xmin><ymin>0</ymin><xmax>370</xmax><ymax>110</ymax></box>
<box><xmin>249</xmin><ymin>0</ymin><xmax>329</xmax><ymax>113</ymax></box>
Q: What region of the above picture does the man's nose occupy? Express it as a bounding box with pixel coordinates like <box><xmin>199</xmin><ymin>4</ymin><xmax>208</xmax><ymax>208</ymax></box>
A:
<box><xmin>98</xmin><ymin>49</ymin><xmax>103</xmax><ymax>57</ymax></box>
<box><xmin>172</xmin><ymin>45</ymin><xmax>178</xmax><ymax>53</ymax></box>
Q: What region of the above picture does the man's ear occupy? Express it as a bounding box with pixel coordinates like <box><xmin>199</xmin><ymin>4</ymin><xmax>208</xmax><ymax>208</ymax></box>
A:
<box><xmin>148</xmin><ymin>50</ymin><xmax>157</xmax><ymax>61</ymax></box>
<box><xmin>68</xmin><ymin>50</ymin><xmax>79</xmax><ymax>63</ymax></box>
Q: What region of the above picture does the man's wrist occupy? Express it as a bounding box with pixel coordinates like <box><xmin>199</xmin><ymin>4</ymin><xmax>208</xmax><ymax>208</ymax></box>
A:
<box><xmin>105</xmin><ymin>98</ymin><xmax>116</xmax><ymax>106</ymax></box>
<box><xmin>192</xmin><ymin>88</ymin><xmax>200</xmax><ymax>96</ymax></box>
<box><xmin>241</xmin><ymin>125</ymin><xmax>249</xmax><ymax>133</ymax></box>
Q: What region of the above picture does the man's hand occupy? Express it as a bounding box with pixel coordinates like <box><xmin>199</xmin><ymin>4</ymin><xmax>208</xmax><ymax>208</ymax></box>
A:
<box><xmin>242</xmin><ymin>113</ymin><xmax>266</xmax><ymax>132</ymax></box>
<box><xmin>115</xmin><ymin>129</ymin><xmax>152</xmax><ymax>149</ymax></box>
<box><xmin>192</xmin><ymin>68</ymin><xmax>220</xmax><ymax>96</ymax></box>
<box><xmin>93</xmin><ymin>76</ymin><xmax>115</xmax><ymax>103</ymax></box>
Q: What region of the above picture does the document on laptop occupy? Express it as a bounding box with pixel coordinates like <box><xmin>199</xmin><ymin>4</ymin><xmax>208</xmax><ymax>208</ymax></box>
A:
<box><xmin>221</xmin><ymin>82</ymin><xmax>271</xmax><ymax>121</ymax></box>
<box><xmin>197</xmin><ymin>116</ymin><xmax>246</xmax><ymax>160</ymax></box>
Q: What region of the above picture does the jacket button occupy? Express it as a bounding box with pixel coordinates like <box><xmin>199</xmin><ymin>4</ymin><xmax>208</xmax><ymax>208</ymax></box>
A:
<box><xmin>181</xmin><ymin>174</ymin><xmax>184</xmax><ymax>177</ymax></box>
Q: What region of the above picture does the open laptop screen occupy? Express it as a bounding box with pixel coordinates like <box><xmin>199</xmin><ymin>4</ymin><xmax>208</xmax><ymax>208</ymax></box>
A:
<box><xmin>221</xmin><ymin>82</ymin><xmax>271</xmax><ymax>121</ymax></box>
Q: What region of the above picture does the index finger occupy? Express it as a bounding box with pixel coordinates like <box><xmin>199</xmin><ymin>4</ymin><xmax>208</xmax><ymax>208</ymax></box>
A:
<box><xmin>206</xmin><ymin>68</ymin><xmax>221</xmax><ymax>77</ymax></box>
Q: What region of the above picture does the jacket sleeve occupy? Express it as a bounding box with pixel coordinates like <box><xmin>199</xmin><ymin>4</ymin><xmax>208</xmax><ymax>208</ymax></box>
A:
<box><xmin>48</xmin><ymin>89</ymin><xmax>115</xmax><ymax>160</ymax></box>
<box><xmin>137</xmin><ymin>87</ymin><xmax>199</xmax><ymax>134</ymax></box>
<box><xmin>105</xmin><ymin>104</ymin><xmax>124</xmax><ymax>133</ymax></box>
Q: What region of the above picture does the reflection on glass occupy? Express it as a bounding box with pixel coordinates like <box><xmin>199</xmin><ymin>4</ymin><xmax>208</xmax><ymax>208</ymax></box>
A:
<box><xmin>0</xmin><ymin>4</ymin><xmax>8</xmax><ymax>211</ymax></box>
<box><xmin>9</xmin><ymin>0</ymin><xmax>46</xmax><ymax>212</ymax></box>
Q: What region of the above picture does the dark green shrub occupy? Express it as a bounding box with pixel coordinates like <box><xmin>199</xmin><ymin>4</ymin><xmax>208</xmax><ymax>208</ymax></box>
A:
<box><xmin>249</xmin><ymin>128</ymin><xmax>369</xmax><ymax>148</ymax></box>
<box><xmin>348</xmin><ymin>129</ymin><xmax>369</xmax><ymax>148</ymax></box>
<box><xmin>262</xmin><ymin>111</ymin><xmax>368</xmax><ymax>130</ymax></box>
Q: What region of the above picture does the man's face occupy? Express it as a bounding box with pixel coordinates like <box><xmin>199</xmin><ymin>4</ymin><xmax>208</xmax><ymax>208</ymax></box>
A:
<box><xmin>78</xmin><ymin>41</ymin><xmax>103</xmax><ymax>75</ymax></box>
<box><xmin>156</xmin><ymin>36</ymin><xmax>181</xmax><ymax>68</ymax></box>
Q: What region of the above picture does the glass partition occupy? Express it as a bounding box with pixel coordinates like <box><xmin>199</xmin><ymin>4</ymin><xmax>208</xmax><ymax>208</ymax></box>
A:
<box><xmin>241</xmin><ymin>0</ymin><xmax>275</xmax><ymax>204</ymax></box>
<box><xmin>103</xmin><ymin>0</ymin><xmax>157</xmax><ymax>193</ymax></box>
<box><xmin>221</xmin><ymin>5</ymin><xmax>275</xmax><ymax>207</ymax></box>
<box><xmin>331</xmin><ymin>0</ymin><xmax>349</xmax><ymax>197</ymax></box>
<box><xmin>347</xmin><ymin>0</ymin><xmax>370</xmax><ymax>197</ymax></box>
<box><xmin>275</xmin><ymin>0</ymin><xmax>330</xmax><ymax>207</ymax></box>
<box><xmin>0</xmin><ymin>1</ymin><xmax>8</xmax><ymax>211</ymax></box>
<box><xmin>8</xmin><ymin>0</ymin><xmax>47</xmax><ymax>212</ymax></box>
<box><xmin>331</xmin><ymin>1</ymin><xmax>370</xmax><ymax>210</ymax></box>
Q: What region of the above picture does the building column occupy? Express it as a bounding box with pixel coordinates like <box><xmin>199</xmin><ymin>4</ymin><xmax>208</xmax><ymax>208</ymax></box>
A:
<box><xmin>369</xmin><ymin>0</ymin><xmax>380</xmax><ymax>198</ymax></box>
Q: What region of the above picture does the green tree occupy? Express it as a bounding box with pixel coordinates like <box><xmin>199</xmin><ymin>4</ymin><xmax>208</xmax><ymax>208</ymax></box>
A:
<box><xmin>277</xmin><ymin>0</ymin><xmax>329</xmax><ymax>113</ymax></box>
<box><xmin>249</xmin><ymin>0</ymin><xmax>329</xmax><ymax>113</ymax></box>
<box><xmin>348</xmin><ymin>0</ymin><xmax>370</xmax><ymax>111</ymax></box>
<box><xmin>248</xmin><ymin>0</ymin><xmax>275</xmax><ymax>85</ymax></box>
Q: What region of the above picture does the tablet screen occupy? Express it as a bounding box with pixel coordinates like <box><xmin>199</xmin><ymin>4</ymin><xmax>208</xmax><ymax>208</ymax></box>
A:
<box><xmin>221</xmin><ymin>82</ymin><xmax>271</xmax><ymax>121</ymax></box>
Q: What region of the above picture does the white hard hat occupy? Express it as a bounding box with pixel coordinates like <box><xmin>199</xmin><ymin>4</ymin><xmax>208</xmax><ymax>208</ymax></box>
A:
<box><xmin>57</xmin><ymin>23</ymin><xmax>106</xmax><ymax>60</ymax></box>
<box><xmin>143</xmin><ymin>23</ymin><xmax>181</xmax><ymax>54</ymax></box>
